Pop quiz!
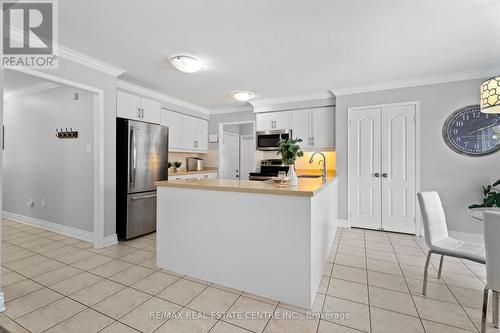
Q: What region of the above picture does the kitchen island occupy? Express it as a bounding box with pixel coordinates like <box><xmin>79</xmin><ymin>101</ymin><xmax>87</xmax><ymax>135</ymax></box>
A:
<box><xmin>155</xmin><ymin>175</ymin><xmax>338</xmax><ymax>309</ymax></box>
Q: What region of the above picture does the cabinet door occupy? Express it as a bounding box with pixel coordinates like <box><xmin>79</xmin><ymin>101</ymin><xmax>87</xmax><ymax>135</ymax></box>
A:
<box><xmin>196</xmin><ymin>118</ymin><xmax>208</xmax><ymax>151</ymax></box>
<box><xmin>140</xmin><ymin>97</ymin><xmax>161</xmax><ymax>124</ymax></box>
<box><xmin>256</xmin><ymin>113</ymin><xmax>275</xmax><ymax>131</ymax></box>
<box><xmin>117</xmin><ymin>91</ymin><xmax>141</xmax><ymax>120</ymax></box>
<box><xmin>311</xmin><ymin>107</ymin><xmax>335</xmax><ymax>149</ymax></box>
<box><xmin>181</xmin><ymin>115</ymin><xmax>198</xmax><ymax>150</ymax></box>
<box><xmin>291</xmin><ymin>109</ymin><xmax>312</xmax><ymax>149</ymax></box>
<box><xmin>161</xmin><ymin>109</ymin><xmax>183</xmax><ymax>149</ymax></box>
<box><xmin>273</xmin><ymin>111</ymin><xmax>291</xmax><ymax>129</ymax></box>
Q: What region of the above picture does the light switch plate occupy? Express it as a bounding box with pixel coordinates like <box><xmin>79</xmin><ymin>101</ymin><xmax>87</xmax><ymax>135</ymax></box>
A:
<box><xmin>208</xmin><ymin>133</ymin><xmax>218</xmax><ymax>143</ymax></box>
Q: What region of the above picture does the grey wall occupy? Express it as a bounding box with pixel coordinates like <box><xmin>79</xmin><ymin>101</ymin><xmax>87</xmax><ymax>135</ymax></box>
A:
<box><xmin>208</xmin><ymin>111</ymin><xmax>255</xmax><ymax>150</ymax></box>
<box><xmin>336</xmin><ymin>78</ymin><xmax>500</xmax><ymax>234</ymax></box>
<box><xmin>38</xmin><ymin>59</ymin><xmax>118</xmax><ymax>237</ymax></box>
<box><xmin>3</xmin><ymin>86</ymin><xmax>93</xmax><ymax>232</ymax></box>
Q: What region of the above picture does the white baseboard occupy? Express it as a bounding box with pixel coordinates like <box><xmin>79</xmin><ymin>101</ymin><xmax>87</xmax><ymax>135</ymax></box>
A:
<box><xmin>2</xmin><ymin>211</ymin><xmax>94</xmax><ymax>243</ymax></box>
<box><xmin>0</xmin><ymin>292</ymin><xmax>5</xmax><ymax>312</ymax></box>
<box><xmin>103</xmin><ymin>234</ymin><xmax>118</xmax><ymax>247</ymax></box>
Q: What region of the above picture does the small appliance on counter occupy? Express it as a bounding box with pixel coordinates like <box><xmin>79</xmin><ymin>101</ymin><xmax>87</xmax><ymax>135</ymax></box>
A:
<box><xmin>249</xmin><ymin>159</ymin><xmax>289</xmax><ymax>181</ymax></box>
<box><xmin>187</xmin><ymin>157</ymin><xmax>204</xmax><ymax>171</ymax></box>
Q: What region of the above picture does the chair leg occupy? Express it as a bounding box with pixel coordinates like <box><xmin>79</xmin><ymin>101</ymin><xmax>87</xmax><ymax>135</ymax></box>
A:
<box><xmin>437</xmin><ymin>255</ymin><xmax>444</xmax><ymax>279</ymax></box>
<box><xmin>422</xmin><ymin>251</ymin><xmax>432</xmax><ymax>295</ymax></box>
<box><xmin>482</xmin><ymin>287</ymin><xmax>489</xmax><ymax>333</ymax></box>
<box><xmin>494</xmin><ymin>290</ymin><xmax>499</xmax><ymax>328</ymax></box>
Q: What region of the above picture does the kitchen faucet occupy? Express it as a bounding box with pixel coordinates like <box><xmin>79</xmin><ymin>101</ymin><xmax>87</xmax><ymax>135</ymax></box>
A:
<box><xmin>309</xmin><ymin>152</ymin><xmax>327</xmax><ymax>183</ymax></box>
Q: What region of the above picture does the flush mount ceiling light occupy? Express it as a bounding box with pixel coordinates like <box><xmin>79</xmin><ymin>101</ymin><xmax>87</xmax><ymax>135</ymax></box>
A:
<box><xmin>480</xmin><ymin>75</ymin><xmax>500</xmax><ymax>113</ymax></box>
<box><xmin>169</xmin><ymin>55</ymin><xmax>203</xmax><ymax>73</ymax></box>
<box><xmin>231</xmin><ymin>91</ymin><xmax>254</xmax><ymax>102</ymax></box>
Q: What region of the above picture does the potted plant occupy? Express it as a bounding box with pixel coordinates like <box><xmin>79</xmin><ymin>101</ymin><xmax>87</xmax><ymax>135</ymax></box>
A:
<box><xmin>277</xmin><ymin>138</ymin><xmax>304</xmax><ymax>186</ymax></box>
<box><xmin>168</xmin><ymin>162</ymin><xmax>173</xmax><ymax>170</ymax></box>
<box><xmin>469</xmin><ymin>178</ymin><xmax>500</xmax><ymax>208</ymax></box>
<box><xmin>172</xmin><ymin>161</ymin><xmax>182</xmax><ymax>173</ymax></box>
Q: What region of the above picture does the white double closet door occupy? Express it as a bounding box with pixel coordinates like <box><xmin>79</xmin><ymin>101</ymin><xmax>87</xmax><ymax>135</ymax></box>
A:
<box><xmin>349</xmin><ymin>103</ymin><xmax>417</xmax><ymax>234</ymax></box>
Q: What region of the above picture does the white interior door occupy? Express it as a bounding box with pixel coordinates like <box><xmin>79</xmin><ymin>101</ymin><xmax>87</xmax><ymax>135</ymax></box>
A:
<box><xmin>381</xmin><ymin>105</ymin><xmax>416</xmax><ymax>234</ymax></box>
<box><xmin>222</xmin><ymin>132</ymin><xmax>240</xmax><ymax>179</ymax></box>
<box><xmin>239</xmin><ymin>135</ymin><xmax>255</xmax><ymax>180</ymax></box>
<box><xmin>349</xmin><ymin>108</ymin><xmax>382</xmax><ymax>230</ymax></box>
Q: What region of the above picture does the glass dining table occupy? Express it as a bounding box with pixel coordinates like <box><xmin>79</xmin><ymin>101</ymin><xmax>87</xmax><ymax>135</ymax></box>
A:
<box><xmin>468</xmin><ymin>207</ymin><xmax>500</xmax><ymax>221</ymax></box>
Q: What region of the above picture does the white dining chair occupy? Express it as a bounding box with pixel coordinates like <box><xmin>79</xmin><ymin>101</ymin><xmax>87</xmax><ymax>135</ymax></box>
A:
<box><xmin>417</xmin><ymin>192</ymin><xmax>485</xmax><ymax>295</ymax></box>
<box><xmin>481</xmin><ymin>211</ymin><xmax>500</xmax><ymax>333</ymax></box>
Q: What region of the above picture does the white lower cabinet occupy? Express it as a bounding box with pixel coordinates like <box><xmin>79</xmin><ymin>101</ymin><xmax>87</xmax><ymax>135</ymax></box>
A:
<box><xmin>170</xmin><ymin>172</ymin><xmax>217</xmax><ymax>181</ymax></box>
<box><xmin>160</xmin><ymin>109</ymin><xmax>208</xmax><ymax>152</ymax></box>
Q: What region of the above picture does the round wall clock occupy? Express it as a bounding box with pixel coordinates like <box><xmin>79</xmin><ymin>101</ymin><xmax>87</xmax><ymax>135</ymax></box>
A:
<box><xmin>442</xmin><ymin>105</ymin><xmax>500</xmax><ymax>156</ymax></box>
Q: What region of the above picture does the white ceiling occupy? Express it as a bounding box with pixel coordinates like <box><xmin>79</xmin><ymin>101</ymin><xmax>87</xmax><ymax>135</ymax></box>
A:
<box><xmin>59</xmin><ymin>0</ymin><xmax>500</xmax><ymax>110</ymax></box>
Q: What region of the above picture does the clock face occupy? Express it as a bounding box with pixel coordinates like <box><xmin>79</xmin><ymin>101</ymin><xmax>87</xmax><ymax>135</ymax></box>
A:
<box><xmin>443</xmin><ymin>105</ymin><xmax>500</xmax><ymax>156</ymax></box>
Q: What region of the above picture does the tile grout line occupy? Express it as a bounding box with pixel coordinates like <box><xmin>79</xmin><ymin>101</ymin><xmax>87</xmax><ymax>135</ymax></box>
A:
<box><xmin>386</xmin><ymin>233</ymin><xmax>428</xmax><ymax>333</ymax></box>
<box><xmin>315</xmin><ymin>226</ymin><xmax>344</xmax><ymax>333</ymax></box>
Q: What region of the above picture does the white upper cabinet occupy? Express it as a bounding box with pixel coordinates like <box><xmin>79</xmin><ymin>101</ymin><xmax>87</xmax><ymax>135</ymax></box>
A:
<box><xmin>291</xmin><ymin>109</ymin><xmax>313</xmax><ymax>149</ymax></box>
<box><xmin>160</xmin><ymin>109</ymin><xmax>208</xmax><ymax>152</ymax></box>
<box><xmin>256</xmin><ymin>111</ymin><xmax>291</xmax><ymax>131</ymax></box>
<box><xmin>290</xmin><ymin>107</ymin><xmax>335</xmax><ymax>150</ymax></box>
<box><xmin>311</xmin><ymin>107</ymin><xmax>335</xmax><ymax>149</ymax></box>
<box><xmin>140</xmin><ymin>97</ymin><xmax>161</xmax><ymax>123</ymax></box>
<box><xmin>117</xmin><ymin>91</ymin><xmax>160</xmax><ymax>123</ymax></box>
<box><xmin>160</xmin><ymin>109</ymin><xmax>183</xmax><ymax>149</ymax></box>
<box><xmin>117</xmin><ymin>91</ymin><xmax>141</xmax><ymax>120</ymax></box>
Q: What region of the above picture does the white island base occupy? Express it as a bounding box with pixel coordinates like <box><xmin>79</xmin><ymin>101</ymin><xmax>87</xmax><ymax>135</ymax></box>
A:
<box><xmin>156</xmin><ymin>177</ymin><xmax>338</xmax><ymax>309</ymax></box>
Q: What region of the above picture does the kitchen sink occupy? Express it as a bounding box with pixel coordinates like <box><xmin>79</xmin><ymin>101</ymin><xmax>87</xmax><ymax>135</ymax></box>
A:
<box><xmin>297</xmin><ymin>174</ymin><xmax>321</xmax><ymax>178</ymax></box>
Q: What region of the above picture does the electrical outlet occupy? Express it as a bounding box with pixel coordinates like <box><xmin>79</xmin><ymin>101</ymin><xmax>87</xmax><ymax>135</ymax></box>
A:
<box><xmin>86</xmin><ymin>145</ymin><xmax>92</xmax><ymax>153</ymax></box>
<box><xmin>41</xmin><ymin>198</ymin><xmax>46</xmax><ymax>208</ymax></box>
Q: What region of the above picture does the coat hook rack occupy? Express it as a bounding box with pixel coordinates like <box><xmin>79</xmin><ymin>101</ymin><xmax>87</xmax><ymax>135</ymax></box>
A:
<box><xmin>56</xmin><ymin>128</ymin><xmax>78</xmax><ymax>139</ymax></box>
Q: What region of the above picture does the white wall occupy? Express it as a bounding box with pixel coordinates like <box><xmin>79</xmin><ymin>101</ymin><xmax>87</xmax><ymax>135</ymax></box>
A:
<box><xmin>336</xmin><ymin>78</ymin><xmax>500</xmax><ymax>234</ymax></box>
<box><xmin>37</xmin><ymin>59</ymin><xmax>118</xmax><ymax>237</ymax></box>
<box><xmin>3</xmin><ymin>85</ymin><xmax>94</xmax><ymax>232</ymax></box>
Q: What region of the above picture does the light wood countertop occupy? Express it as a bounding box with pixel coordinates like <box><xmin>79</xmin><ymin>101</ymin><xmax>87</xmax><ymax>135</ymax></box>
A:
<box><xmin>167</xmin><ymin>168</ymin><xmax>218</xmax><ymax>176</ymax></box>
<box><xmin>156</xmin><ymin>172</ymin><xmax>336</xmax><ymax>197</ymax></box>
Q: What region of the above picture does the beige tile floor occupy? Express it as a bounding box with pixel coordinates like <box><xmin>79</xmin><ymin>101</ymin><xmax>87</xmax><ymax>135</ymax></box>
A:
<box><xmin>0</xmin><ymin>219</ymin><xmax>498</xmax><ymax>333</ymax></box>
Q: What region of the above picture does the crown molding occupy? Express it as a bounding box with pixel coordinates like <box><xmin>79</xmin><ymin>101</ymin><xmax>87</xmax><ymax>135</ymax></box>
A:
<box><xmin>249</xmin><ymin>91</ymin><xmax>334</xmax><ymax>107</ymax></box>
<box><xmin>209</xmin><ymin>105</ymin><xmax>254</xmax><ymax>115</ymax></box>
<box><xmin>4</xmin><ymin>81</ymin><xmax>60</xmax><ymax>100</ymax></box>
<box><xmin>116</xmin><ymin>80</ymin><xmax>210</xmax><ymax>115</ymax></box>
<box><xmin>59</xmin><ymin>46</ymin><xmax>126</xmax><ymax>77</ymax></box>
<box><xmin>7</xmin><ymin>26</ymin><xmax>126</xmax><ymax>77</ymax></box>
<box><xmin>331</xmin><ymin>69</ymin><xmax>499</xmax><ymax>96</ymax></box>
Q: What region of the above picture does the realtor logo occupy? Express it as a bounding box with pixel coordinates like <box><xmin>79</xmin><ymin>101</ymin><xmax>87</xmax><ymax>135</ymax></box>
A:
<box><xmin>1</xmin><ymin>0</ymin><xmax>58</xmax><ymax>68</ymax></box>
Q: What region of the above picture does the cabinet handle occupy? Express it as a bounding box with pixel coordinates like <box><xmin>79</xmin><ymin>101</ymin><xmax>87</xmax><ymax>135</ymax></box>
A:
<box><xmin>382</xmin><ymin>173</ymin><xmax>388</xmax><ymax>178</ymax></box>
<box><xmin>137</xmin><ymin>107</ymin><xmax>141</xmax><ymax>118</ymax></box>
<box><xmin>141</xmin><ymin>108</ymin><xmax>145</xmax><ymax>118</ymax></box>
<box><xmin>312</xmin><ymin>137</ymin><xmax>315</xmax><ymax>146</ymax></box>
<box><xmin>374</xmin><ymin>173</ymin><xmax>380</xmax><ymax>178</ymax></box>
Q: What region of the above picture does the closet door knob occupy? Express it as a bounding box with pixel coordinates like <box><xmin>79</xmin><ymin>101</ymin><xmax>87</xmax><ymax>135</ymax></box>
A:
<box><xmin>382</xmin><ymin>173</ymin><xmax>388</xmax><ymax>178</ymax></box>
<box><xmin>374</xmin><ymin>173</ymin><xmax>380</xmax><ymax>178</ymax></box>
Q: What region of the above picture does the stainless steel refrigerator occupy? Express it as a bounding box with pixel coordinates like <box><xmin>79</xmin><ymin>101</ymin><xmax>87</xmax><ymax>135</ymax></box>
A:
<box><xmin>116</xmin><ymin>118</ymin><xmax>169</xmax><ymax>240</ymax></box>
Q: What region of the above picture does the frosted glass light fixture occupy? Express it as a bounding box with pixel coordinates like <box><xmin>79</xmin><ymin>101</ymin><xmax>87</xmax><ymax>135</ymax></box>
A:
<box><xmin>169</xmin><ymin>55</ymin><xmax>203</xmax><ymax>73</ymax></box>
<box><xmin>480</xmin><ymin>76</ymin><xmax>500</xmax><ymax>113</ymax></box>
<box><xmin>231</xmin><ymin>91</ymin><xmax>254</xmax><ymax>101</ymax></box>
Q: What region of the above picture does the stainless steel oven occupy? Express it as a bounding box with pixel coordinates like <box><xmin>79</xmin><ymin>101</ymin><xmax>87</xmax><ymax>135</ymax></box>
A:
<box><xmin>256</xmin><ymin>129</ymin><xmax>292</xmax><ymax>151</ymax></box>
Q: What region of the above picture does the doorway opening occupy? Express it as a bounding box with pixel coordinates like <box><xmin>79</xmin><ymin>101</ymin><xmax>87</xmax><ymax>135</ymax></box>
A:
<box><xmin>2</xmin><ymin>68</ymin><xmax>106</xmax><ymax>248</ymax></box>
<box><xmin>218</xmin><ymin>121</ymin><xmax>256</xmax><ymax>180</ymax></box>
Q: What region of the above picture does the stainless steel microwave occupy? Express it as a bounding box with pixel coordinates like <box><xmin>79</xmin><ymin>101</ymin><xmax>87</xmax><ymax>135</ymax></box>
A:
<box><xmin>256</xmin><ymin>129</ymin><xmax>292</xmax><ymax>151</ymax></box>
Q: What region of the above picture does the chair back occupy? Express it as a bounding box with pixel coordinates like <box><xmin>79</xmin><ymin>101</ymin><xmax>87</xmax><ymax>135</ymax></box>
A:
<box><xmin>417</xmin><ymin>191</ymin><xmax>449</xmax><ymax>250</ymax></box>
<box><xmin>484</xmin><ymin>211</ymin><xmax>500</xmax><ymax>291</ymax></box>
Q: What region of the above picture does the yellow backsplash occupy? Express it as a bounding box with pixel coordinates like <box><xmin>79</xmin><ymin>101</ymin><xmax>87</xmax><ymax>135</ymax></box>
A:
<box><xmin>295</xmin><ymin>151</ymin><xmax>336</xmax><ymax>171</ymax></box>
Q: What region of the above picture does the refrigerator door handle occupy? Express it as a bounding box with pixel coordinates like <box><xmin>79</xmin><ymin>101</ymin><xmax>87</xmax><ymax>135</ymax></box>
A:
<box><xmin>131</xmin><ymin>194</ymin><xmax>157</xmax><ymax>201</ymax></box>
<box><xmin>130</xmin><ymin>126</ymin><xmax>137</xmax><ymax>188</ymax></box>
